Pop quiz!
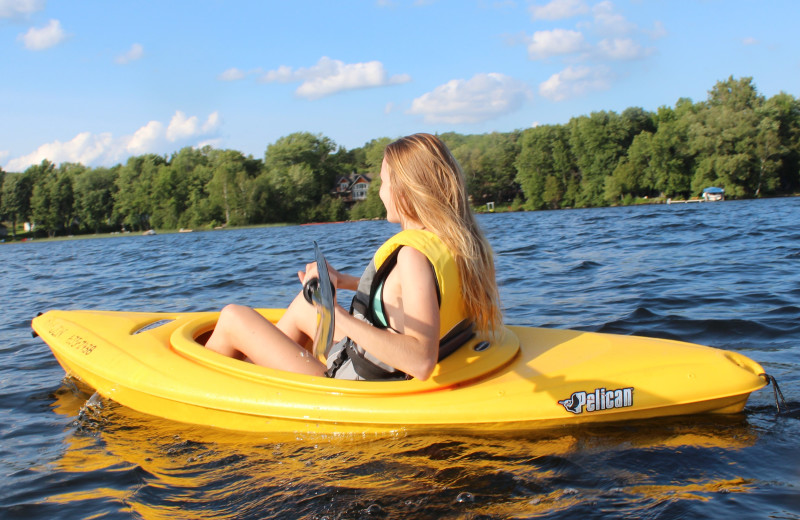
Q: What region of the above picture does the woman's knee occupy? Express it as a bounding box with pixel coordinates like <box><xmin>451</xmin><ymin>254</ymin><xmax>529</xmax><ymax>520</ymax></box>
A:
<box><xmin>218</xmin><ymin>303</ymin><xmax>252</xmax><ymax>325</ymax></box>
<box><xmin>221</xmin><ymin>303</ymin><xmax>249</xmax><ymax>315</ymax></box>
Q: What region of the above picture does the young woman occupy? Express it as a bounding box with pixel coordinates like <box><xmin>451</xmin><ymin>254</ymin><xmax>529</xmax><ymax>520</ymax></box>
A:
<box><xmin>204</xmin><ymin>133</ymin><xmax>501</xmax><ymax>380</ymax></box>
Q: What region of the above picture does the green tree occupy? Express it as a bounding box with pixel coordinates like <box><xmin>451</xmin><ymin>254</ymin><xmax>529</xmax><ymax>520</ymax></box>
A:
<box><xmin>206</xmin><ymin>149</ymin><xmax>256</xmax><ymax>226</ymax></box>
<box><xmin>760</xmin><ymin>92</ymin><xmax>800</xmax><ymax>194</ymax></box>
<box><xmin>647</xmin><ymin>100</ymin><xmax>696</xmax><ymax>198</ymax></box>
<box><xmin>247</xmin><ymin>171</ymin><xmax>282</xmax><ymax>224</ymax></box>
<box><xmin>689</xmin><ymin>77</ymin><xmax>764</xmax><ymax>197</ymax></box>
<box><xmin>752</xmin><ymin>114</ymin><xmax>785</xmax><ymax>196</ymax></box>
<box><xmin>264</xmin><ymin>132</ymin><xmax>338</xmax><ymax>204</ymax></box>
<box><xmin>515</xmin><ymin>125</ymin><xmax>577</xmax><ymax>209</ymax></box>
<box><xmin>151</xmin><ymin>147</ymin><xmax>213</xmax><ymax>228</ymax></box>
<box><xmin>24</xmin><ymin>159</ymin><xmax>56</xmax><ymax>186</ymax></box>
<box><xmin>349</xmin><ymin>178</ymin><xmax>386</xmax><ymax>220</ymax></box>
<box><xmin>30</xmin><ymin>163</ymin><xmax>75</xmax><ymax>237</ymax></box>
<box><xmin>0</xmin><ymin>168</ymin><xmax>5</xmax><ymax>216</ymax></box>
<box><xmin>1</xmin><ymin>172</ymin><xmax>34</xmax><ymax>238</ymax></box>
<box><xmin>361</xmin><ymin>137</ymin><xmax>392</xmax><ymax>173</ymax></box>
<box><xmin>266</xmin><ymin>162</ymin><xmax>316</xmax><ymax>222</ymax></box>
<box><xmin>569</xmin><ymin>110</ymin><xmax>644</xmax><ymax>207</ymax></box>
<box><xmin>151</xmin><ymin>163</ymin><xmax>184</xmax><ymax>228</ymax></box>
<box><xmin>184</xmin><ymin>163</ymin><xmax>216</xmax><ymax>227</ymax></box>
<box><xmin>446</xmin><ymin>132</ymin><xmax>521</xmax><ymax>206</ymax></box>
<box><xmin>74</xmin><ymin>166</ymin><xmax>118</xmax><ymax>233</ymax></box>
<box><xmin>606</xmin><ymin>132</ymin><xmax>654</xmax><ymax>203</ymax></box>
<box><xmin>114</xmin><ymin>154</ymin><xmax>165</xmax><ymax>231</ymax></box>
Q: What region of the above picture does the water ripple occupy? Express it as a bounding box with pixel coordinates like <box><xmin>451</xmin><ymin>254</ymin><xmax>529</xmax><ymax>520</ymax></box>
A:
<box><xmin>1</xmin><ymin>198</ymin><xmax>799</xmax><ymax>519</ymax></box>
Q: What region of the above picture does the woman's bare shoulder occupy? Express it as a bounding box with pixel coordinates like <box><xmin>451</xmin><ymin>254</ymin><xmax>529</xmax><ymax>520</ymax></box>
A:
<box><xmin>396</xmin><ymin>245</ymin><xmax>435</xmax><ymax>284</ymax></box>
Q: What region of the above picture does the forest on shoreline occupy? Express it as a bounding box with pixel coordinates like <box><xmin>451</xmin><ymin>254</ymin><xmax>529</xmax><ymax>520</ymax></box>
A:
<box><xmin>2</xmin><ymin>76</ymin><xmax>799</xmax><ymax>240</ymax></box>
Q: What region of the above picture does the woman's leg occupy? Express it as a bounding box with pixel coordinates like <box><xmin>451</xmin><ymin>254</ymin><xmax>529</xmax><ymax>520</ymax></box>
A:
<box><xmin>276</xmin><ymin>292</ymin><xmax>321</xmax><ymax>345</ymax></box>
<box><xmin>205</xmin><ymin>303</ymin><xmax>326</xmax><ymax>376</ymax></box>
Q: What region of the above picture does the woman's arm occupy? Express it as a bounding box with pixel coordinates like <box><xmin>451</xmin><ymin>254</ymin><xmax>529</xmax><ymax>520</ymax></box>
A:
<box><xmin>332</xmin><ymin>246</ymin><xmax>440</xmax><ymax>380</ymax></box>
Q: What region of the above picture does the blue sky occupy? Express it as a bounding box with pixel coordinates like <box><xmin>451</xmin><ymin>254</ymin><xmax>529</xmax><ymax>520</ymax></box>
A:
<box><xmin>2</xmin><ymin>0</ymin><xmax>798</xmax><ymax>172</ymax></box>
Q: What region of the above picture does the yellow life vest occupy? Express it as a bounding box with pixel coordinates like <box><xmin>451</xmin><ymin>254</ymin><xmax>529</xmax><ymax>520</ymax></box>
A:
<box><xmin>325</xmin><ymin>229</ymin><xmax>474</xmax><ymax>380</ymax></box>
<box><xmin>372</xmin><ymin>229</ymin><xmax>469</xmax><ymax>339</ymax></box>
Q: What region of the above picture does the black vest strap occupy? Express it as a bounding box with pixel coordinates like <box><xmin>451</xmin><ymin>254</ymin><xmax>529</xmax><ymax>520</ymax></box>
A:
<box><xmin>437</xmin><ymin>319</ymin><xmax>475</xmax><ymax>361</ymax></box>
<box><xmin>345</xmin><ymin>341</ymin><xmax>409</xmax><ymax>380</ymax></box>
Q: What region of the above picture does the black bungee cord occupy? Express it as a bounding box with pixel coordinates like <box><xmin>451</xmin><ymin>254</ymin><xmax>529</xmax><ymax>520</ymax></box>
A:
<box><xmin>760</xmin><ymin>373</ymin><xmax>796</xmax><ymax>416</ymax></box>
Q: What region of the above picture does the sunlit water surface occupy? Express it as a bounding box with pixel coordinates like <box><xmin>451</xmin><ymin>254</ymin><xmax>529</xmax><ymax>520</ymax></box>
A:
<box><xmin>2</xmin><ymin>198</ymin><xmax>798</xmax><ymax>519</ymax></box>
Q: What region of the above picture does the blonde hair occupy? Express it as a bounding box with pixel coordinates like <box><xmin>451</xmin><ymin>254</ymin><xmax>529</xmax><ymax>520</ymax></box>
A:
<box><xmin>383</xmin><ymin>133</ymin><xmax>502</xmax><ymax>336</ymax></box>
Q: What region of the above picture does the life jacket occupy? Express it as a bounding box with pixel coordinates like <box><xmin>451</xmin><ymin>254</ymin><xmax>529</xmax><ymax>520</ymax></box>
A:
<box><xmin>325</xmin><ymin>229</ymin><xmax>475</xmax><ymax>380</ymax></box>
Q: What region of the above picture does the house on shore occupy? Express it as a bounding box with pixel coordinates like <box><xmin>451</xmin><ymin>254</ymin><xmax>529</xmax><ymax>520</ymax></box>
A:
<box><xmin>333</xmin><ymin>173</ymin><xmax>371</xmax><ymax>205</ymax></box>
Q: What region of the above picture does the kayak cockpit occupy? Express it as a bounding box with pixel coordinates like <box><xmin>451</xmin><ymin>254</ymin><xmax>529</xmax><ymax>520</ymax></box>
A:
<box><xmin>168</xmin><ymin>309</ymin><xmax>521</xmax><ymax>395</ymax></box>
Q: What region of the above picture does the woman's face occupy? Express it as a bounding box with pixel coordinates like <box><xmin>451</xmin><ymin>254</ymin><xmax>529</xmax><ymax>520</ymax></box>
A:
<box><xmin>379</xmin><ymin>157</ymin><xmax>401</xmax><ymax>224</ymax></box>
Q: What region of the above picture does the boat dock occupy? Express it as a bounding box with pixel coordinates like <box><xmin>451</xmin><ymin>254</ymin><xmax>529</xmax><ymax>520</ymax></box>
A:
<box><xmin>666</xmin><ymin>199</ymin><xmax>704</xmax><ymax>204</ymax></box>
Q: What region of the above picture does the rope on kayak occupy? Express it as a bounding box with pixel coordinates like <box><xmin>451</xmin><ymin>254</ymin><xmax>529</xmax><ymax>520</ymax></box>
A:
<box><xmin>761</xmin><ymin>373</ymin><xmax>790</xmax><ymax>414</ymax></box>
<box><xmin>32</xmin><ymin>312</ymin><xmax>43</xmax><ymax>337</ymax></box>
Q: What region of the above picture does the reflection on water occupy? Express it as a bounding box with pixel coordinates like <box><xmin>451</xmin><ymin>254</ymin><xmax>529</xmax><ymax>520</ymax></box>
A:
<box><xmin>42</xmin><ymin>378</ymin><xmax>767</xmax><ymax>519</ymax></box>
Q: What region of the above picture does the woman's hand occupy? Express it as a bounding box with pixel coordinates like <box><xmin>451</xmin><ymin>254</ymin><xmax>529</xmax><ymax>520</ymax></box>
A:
<box><xmin>298</xmin><ymin>261</ymin><xmax>359</xmax><ymax>291</ymax></box>
<box><xmin>298</xmin><ymin>261</ymin><xmax>341</xmax><ymax>290</ymax></box>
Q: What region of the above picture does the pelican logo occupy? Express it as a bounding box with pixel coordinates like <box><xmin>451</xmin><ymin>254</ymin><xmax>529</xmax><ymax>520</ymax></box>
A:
<box><xmin>558</xmin><ymin>387</ymin><xmax>633</xmax><ymax>415</ymax></box>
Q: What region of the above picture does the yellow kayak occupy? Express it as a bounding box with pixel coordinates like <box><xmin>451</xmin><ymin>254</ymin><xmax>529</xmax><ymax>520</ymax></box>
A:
<box><xmin>32</xmin><ymin>309</ymin><xmax>767</xmax><ymax>435</ymax></box>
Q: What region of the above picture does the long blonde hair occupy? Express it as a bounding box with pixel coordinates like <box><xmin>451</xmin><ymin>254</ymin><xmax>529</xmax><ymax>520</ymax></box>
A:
<box><xmin>383</xmin><ymin>133</ymin><xmax>502</xmax><ymax>336</ymax></box>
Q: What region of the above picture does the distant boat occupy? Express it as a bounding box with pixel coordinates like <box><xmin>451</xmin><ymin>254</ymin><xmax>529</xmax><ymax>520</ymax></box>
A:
<box><xmin>142</xmin><ymin>229</ymin><xmax>156</xmax><ymax>236</ymax></box>
<box><xmin>702</xmin><ymin>187</ymin><xmax>725</xmax><ymax>202</ymax></box>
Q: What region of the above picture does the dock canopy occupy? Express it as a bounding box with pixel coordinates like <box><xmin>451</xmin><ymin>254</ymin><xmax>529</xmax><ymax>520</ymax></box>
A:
<box><xmin>703</xmin><ymin>187</ymin><xmax>725</xmax><ymax>194</ymax></box>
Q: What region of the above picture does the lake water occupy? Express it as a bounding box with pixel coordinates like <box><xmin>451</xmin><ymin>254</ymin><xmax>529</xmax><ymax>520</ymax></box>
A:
<box><xmin>1</xmin><ymin>198</ymin><xmax>798</xmax><ymax>519</ymax></box>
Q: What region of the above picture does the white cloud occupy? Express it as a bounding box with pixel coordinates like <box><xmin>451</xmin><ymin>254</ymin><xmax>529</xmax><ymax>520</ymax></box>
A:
<box><xmin>596</xmin><ymin>37</ymin><xmax>650</xmax><ymax>60</ymax></box>
<box><xmin>528</xmin><ymin>29</ymin><xmax>585</xmax><ymax>60</ymax></box>
<box><xmin>218</xmin><ymin>67</ymin><xmax>246</xmax><ymax>81</ymax></box>
<box><xmin>261</xmin><ymin>64</ymin><xmax>294</xmax><ymax>83</ymax></box>
<box><xmin>115</xmin><ymin>43</ymin><xmax>143</xmax><ymax>64</ymax></box>
<box><xmin>742</xmin><ymin>36</ymin><xmax>759</xmax><ymax>46</ymax></box>
<box><xmin>166</xmin><ymin>111</ymin><xmax>221</xmax><ymax>142</ymax></box>
<box><xmin>530</xmin><ymin>0</ymin><xmax>588</xmax><ymax>21</ymax></box>
<box><xmin>4</xmin><ymin>111</ymin><xmax>221</xmax><ymax>171</ymax></box>
<box><xmin>649</xmin><ymin>21</ymin><xmax>667</xmax><ymax>40</ymax></box>
<box><xmin>202</xmin><ymin>112</ymin><xmax>221</xmax><ymax>133</ymax></box>
<box><xmin>0</xmin><ymin>0</ymin><xmax>44</xmax><ymax>18</ymax></box>
<box><xmin>539</xmin><ymin>65</ymin><xmax>612</xmax><ymax>101</ymax></box>
<box><xmin>0</xmin><ymin>150</ymin><xmax>9</xmax><ymax>163</ymax></box>
<box><xmin>590</xmin><ymin>1</ymin><xmax>636</xmax><ymax>36</ymax></box>
<box><xmin>408</xmin><ymin>73</ymin><xmax>531</xmax><ymax>124</ymax></box>
<box><xmin>260</xmin><ymin>56</ymin><xmax>411</xmax><ymax>99</ymax></box>
<box><xmin>125</xmin><ymin>121</ymin><xmax>164</xmax><ymax>154</ymax></box>
<box><xmin>19</xmin><ymin>19</ymin><xmax>66</xmax><ymax>50</ymax></box>
<box><xmin>5</xmin><ymin>132</ymin><xmax>114</xmax><ymax>172</ymax></box>
<box><xmin>521</xmin><ymin>2</ymin><xmax>658</xmax><ymax>100</ymax></box>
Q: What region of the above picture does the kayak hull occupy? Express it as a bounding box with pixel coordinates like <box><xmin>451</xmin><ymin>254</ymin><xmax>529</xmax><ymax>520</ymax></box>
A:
<box><xmin>32</xmin><ymin>309</ymin><xmax>767</xmax><ymax>434</ymax></box>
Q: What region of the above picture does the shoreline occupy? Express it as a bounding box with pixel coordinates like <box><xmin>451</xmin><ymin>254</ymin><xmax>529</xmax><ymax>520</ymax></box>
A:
<box><xmin>3</xmin><ymin>194</ymin><xmax>798</xmax><ymax>245</ymax></box>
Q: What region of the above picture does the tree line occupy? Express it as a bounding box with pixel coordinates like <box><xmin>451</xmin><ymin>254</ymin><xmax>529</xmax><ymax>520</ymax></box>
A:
<box><xmin>1</xmin><ymin>76</ymin><xmax>799</xmax><ymax>239</ymax></box>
